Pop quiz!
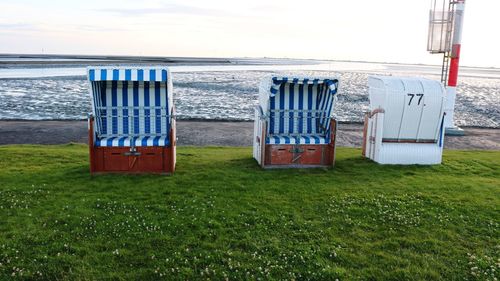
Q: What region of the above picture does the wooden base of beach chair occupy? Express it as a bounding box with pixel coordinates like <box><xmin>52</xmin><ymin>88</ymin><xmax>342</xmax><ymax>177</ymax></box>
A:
<box><xmin>262</xmin><ymin>144</ymin><xmax>335</xmax><ymax>168</ymax></box>
<box><xmin>88</xmin><ymin>118</ymin><xmax>176</xmax><ymax>175</ymax></box>
<box><xmin>89</xmin><ymin>146</ymin><xmax>175</xmax><ymax>174</ymax></box>
<box><xmin>261</xmin><ymin>119</ymin><xmax>337</xmax><ymax>168</ymax></box>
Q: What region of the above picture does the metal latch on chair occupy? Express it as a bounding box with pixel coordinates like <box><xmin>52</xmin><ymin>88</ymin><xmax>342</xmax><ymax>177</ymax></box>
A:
<box><xmin>124</xmin><ymin>147</ymin><xmax>141</xmax><ymax>156</ymax></box>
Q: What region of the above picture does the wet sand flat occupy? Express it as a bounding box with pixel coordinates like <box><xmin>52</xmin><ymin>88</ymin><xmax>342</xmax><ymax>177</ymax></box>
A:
<box><xmin>0</xmin><ymin>120</ymin><xmax>498</xmax><ymax>150</ymax></box>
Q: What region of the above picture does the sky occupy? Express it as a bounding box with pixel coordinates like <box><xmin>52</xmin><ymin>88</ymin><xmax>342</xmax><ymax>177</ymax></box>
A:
<box><xmin>0</xmin><ymin>0</ymin><xmax>498</xmax><ymax>67</ymax></box>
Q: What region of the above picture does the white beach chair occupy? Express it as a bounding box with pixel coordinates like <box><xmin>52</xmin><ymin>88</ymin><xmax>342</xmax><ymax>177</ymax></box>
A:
<box><xmin>362</xmin><ymin>76</ymin><xmax>446</xmax><ymax>165</ymax></box>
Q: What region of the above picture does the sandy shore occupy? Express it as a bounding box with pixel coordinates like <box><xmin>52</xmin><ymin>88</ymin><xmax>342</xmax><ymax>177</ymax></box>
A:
<box><xmin>0</xmin><ymin>120</ymin><xmax>498</xmax><ymax>150</ymax></box>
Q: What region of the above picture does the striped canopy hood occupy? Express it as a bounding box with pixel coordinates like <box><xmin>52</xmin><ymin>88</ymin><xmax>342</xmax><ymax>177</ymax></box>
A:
<box><xmin>88</xmin><ymin>67</ymin><xmax>168</xmax><ymax>82</ymax></box>
<box><xmin>269</xmin><ymin>77</ymin><xmax>339</xmax><ymax>97</ymax></box>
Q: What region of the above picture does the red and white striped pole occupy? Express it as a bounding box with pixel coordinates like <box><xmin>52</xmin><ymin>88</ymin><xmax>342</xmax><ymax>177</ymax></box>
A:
<box><xmin>444</xmin><ymin>0</ymin><xmax>465</xmax><ymax>129</ymax></box>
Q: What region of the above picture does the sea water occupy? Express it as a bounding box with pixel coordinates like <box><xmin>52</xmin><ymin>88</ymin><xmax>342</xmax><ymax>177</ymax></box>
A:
<box><xmin>0</xmin><ymin>61</ymin><xmax>498</xmax><ymax>128</ymax></box>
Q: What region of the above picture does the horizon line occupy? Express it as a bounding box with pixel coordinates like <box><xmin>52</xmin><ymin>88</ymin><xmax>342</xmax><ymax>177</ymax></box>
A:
<box><xmin>1</xmin><ymin>53</ymin><xmax>499</xmax><ymax>70</ymax></box>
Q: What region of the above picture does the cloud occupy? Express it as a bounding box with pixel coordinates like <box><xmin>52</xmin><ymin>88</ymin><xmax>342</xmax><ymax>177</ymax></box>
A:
<box><xmin>0</xmin><ymin>23</ymin><xmax>39</xmax><ymax>31</ymax></box>
<box><xmin>72</xmin><ymin>24</ymin><xmax>125</xmax><ymax>32</ymax></box>
<box><xmin>0</xmin><ymin>22</ymin><xmax>124</xmax><ymax>36</ymax></box>
<box><xmin>96</xmin><ymin>3</ymin><xmax>230</xmax><ymax>17</ymax></box>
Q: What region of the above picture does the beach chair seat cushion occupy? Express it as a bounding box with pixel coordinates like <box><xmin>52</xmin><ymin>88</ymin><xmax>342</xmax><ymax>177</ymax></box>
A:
<box><xmin>265</xmin><ymin>135</ymin><xmax>328</xmax><ymax>145</ymax></box>
<box><xmin>95</xmin><ymin>136</ymin><xmax>170</xmax><ymax>147</ymax></box>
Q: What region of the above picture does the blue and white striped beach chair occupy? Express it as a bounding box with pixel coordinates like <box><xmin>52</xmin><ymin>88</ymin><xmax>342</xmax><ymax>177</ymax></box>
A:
<box><xmin>87</xmin><ymin>67</ymin><xmax>176</xmax><ymax>174</ymax></box>
<box><xmin>253</xmin><ymin>76</ymin><xmax>340</xmax><ymax>168</ymax></box>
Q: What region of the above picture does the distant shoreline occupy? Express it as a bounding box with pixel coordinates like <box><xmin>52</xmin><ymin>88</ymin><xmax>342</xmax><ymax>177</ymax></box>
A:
<box><xmin>0</xmin><ymin>53</ymin><xmax>232</xmax><ymax>65</ymax></box>
<box><xmin>1</xmin><ymin>53</ymin><xmax>499</xmax><ymax>70</ymax></box>
<box><xmin>0</xmin><ymin>54</ymin><xmax>320</xmax><ymax>69</ymax></box>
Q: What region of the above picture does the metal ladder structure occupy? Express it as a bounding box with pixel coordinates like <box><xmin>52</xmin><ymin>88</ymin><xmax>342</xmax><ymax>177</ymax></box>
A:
<box><xmin>427</xmin><ymin>0</ymin><xmax>457</xmax><ymax>84</ymax></box>
<box><xmin>428</xmin><ymin>0</ymin><xmax>466</xmax><ymax>134</ymax></box>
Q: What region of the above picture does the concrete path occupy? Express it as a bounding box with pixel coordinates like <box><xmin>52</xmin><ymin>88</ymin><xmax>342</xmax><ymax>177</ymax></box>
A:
<box><xmin>0</xmin><ymin>120</ymin><xmax>498</xmax><ymax>150</ymax></box>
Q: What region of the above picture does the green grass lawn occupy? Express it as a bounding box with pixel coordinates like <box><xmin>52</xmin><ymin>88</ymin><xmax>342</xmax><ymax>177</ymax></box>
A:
<box><xmin>0</xmin><ymin>145</ymin><xmax>498</xmax><ymax>280</ymax></box>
